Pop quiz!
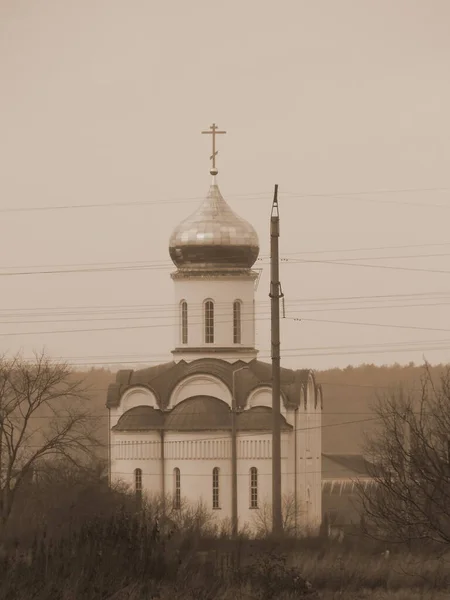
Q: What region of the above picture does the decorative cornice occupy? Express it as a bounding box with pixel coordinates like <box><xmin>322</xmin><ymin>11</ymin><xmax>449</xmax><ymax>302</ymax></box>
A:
<box><xmin>171</xmin><ymin>269</ymin><xmax>259</xmax><ymax>281</ymax></box>
<box><xmin>172</xmin><ymin>346</ymin><xmax>258</xmax><ymax>355</ymax></box>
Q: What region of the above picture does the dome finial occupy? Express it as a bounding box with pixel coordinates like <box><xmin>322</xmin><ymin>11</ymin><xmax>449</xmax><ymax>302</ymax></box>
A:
<box><xmin>201</xmin><ymin>122</ymin><xmax>226</xmax><ymax>176</ymax></box>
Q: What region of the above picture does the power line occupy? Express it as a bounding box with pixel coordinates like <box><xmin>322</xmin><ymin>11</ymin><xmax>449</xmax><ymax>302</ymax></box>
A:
<box><xmin>4</xmin><ymin>416</ymin><xmax>380</xmax><ymax>447</ymax></box>
<box><xmin>291</xmin><ymin>316</ymin><xmax>450</xmax><ymax>334</ymax></box>
<box><xmin>1</xmin><ymin>298</ymin><xmax>450</xmax><ymax>327</ymax></box>
<box><xmin>2</xmin><ymin>310</ymin><xmax>450</xmax><ymax>337</ymax></box>
<box><xmin>0</xmin><ymin>289</ymin><xmax>450</xmax><ymax>315</ymax></box>
<box><xmin>1</xmin><ymin>186</ymin><xmax>450</xmax><ymax>214</ymax></box>
<box><xmin>3</xmin><ymin>250</ymin><xmax>450</xmax><ymax>278</ymax></box>
<box><xmin>2</xmin><ymin>240</ymin><xmax>450</xmax><ymax>274</ymax></box>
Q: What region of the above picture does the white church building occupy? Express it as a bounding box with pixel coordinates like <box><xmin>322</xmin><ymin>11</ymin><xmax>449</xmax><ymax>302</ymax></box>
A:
<box><xmin>106</xmin><ymin>125</ymin><xmax>323</xmax><ymax>534</ymax></box>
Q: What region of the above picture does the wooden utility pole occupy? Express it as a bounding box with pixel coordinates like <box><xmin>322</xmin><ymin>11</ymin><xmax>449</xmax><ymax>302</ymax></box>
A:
<box><xmin>270</xmin><ymin>184</ymin><xmax>283</xmax><ymax>537</ymax></box>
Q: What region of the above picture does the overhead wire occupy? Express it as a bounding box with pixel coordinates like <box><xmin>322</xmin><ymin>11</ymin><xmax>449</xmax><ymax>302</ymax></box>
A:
<box><xmin>1</xmin><ymin>185</ymin><xmax>450</xmax><ymax>214</ymax></box>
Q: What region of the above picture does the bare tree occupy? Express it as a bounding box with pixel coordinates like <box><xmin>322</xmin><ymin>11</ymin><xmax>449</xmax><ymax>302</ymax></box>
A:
<box><xmin>356</xmin><ymin>363</ymin><xmax>450</xmax><ymax>549</ymax></box>
<box><xmin>251</xmin><ymin>493</ymin><xmax>304</xmax><ymax>537</ymax></box>
<box><xmin>0</xmin><ymin>351</ymin><xmax>102</xmax><ymax>535</ymax></box>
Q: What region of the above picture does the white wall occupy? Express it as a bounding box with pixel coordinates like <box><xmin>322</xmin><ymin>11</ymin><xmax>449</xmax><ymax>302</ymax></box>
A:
<box><xmin>164</xmin><ymin>431</ymin><xmax>232</xmax><ymax>520</ymax></box>
<box><xmin>110</xmin><ymin>386</ymin><xmax>159</xmax><ymax>428</ymax></box>
<box><xmin>169</xmin><ymin>374</ymin><xmax>232</xmax><ymax>409</ymax></box>
<box><xmin>110</xmin><ymin>431</ymin><xmax>163</xmax><ymax>494</ymax></box>
<box><xmin>172</xmin><ymin>273</ymin><xmax>258</xmax><ymax>362</ymax></box>
<box><xmin>109</xmin><ymin>372</ymin><xmax>323</xmax><ymax>534</ymax></box>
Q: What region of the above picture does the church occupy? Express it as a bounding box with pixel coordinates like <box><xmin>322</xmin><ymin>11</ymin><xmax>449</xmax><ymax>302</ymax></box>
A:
<box><xmin>106</xmin><ymin>124</ymin><xmax>323</xmax><ymax>535</ymax></box>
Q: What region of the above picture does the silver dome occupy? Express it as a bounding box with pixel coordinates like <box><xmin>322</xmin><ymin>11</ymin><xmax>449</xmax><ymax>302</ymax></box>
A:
<box><xmin>169</xmin><ymin>183</ymin><xmax>260</xmax><ymax>270</ymax></box>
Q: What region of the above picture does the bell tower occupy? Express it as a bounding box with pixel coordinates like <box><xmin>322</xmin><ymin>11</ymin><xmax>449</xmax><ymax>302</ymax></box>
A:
<box><xmin>168</xmin><ymin>124</ymin><xmax>260</xmax><ymax>363</ymax></box>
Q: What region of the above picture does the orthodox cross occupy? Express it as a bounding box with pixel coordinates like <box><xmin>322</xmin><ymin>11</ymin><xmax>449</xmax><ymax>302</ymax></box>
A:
<box><xmin>201</xmin><ymin>122</ymin><xmax>226</xmax><ymax>174</ymax></box>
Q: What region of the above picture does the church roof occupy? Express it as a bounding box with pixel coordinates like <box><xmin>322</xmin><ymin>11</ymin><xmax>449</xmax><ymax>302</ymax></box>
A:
<box><xmin>112</xmin><ymin>406</ymin><xmax>164</xmax><ymax>431</ymax></box>
<box><xmin>111</xmin><ymin>397</ymin><xmax>292</xmax><ymax>432</ymax></box>
<box><xmin>165</xmin><ymin>396</ymin><xmax>231</xmax><ymax>431</ymax></box>
<box><xmin>168</xmin><ymin>183</ymin><xmax>259</xmax><ymax>272</ymax></box>
<box><xmin>106</xmin><ymin>358</ymin><xmax>320</xmax><ymax>411</ymax></box>
<box><xmin>322</xmin><ymin>454</ymin><xmax>374</xmax><ymax>480</ymax></box>
<box><xmin>237</xmin><ymin>406</ymin><xmax>291</xmax><ymax>431</ymax></box>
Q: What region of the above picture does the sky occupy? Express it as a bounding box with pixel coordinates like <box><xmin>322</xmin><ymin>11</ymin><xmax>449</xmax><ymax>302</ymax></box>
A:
<box><xmin>1</xmin><ymin>0</ymin><xmax>450</xmax><ymax>371</ymax></box>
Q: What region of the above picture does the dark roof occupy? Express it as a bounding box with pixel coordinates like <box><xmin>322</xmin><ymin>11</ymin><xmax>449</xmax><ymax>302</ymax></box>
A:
<box><xmin>112</xmin><ymin>406</ymin><xmax>164</xmax><ymax>431</ymax></box>
<box><xmin>106</xmin><ymin>358</ymin><xmax>320</xmax><ymax>411</ymax></box>
<box><xmin>165</xmin><ymin>396</ymin><xmax>231</xmax><ymax>431</ymax></box>
<box><xmin>322</xmin><ymin>454</ymin><xmax>374</xmax><ymax>480</ymax></box>
<box><xmin>111</xmin><ymin>398</ymin><xmax>293</xmax><ymax>432</ymax></box>
<box><xmin>237</xmin><ymin>406</ymin><xmax>292</xmax><ymax>431</ymax></box>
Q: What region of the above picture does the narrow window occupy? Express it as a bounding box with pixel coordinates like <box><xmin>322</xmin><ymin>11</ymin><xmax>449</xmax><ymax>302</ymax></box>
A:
<box><xmin>134</xmin><ymin>468</ymin><xmax>142</xmax><ymax>494</ymax></box>
<box><xmin>181</xmin><ymin>301</ymin><xmax>188</xmax><ymax>344</ymax></box>
<box><xmin>204</xmin><ymin>300</ymin><xmax>214</xmax><ymax>344</ymax></box>
<box><xmin>250</xmin><ymin>467</ymin><xmax>258</xmax><ymax>508</ymax></box>
<box><xmin>212</xmin><ymin>467</ymin><xmax>220</xmax><ymax>509</ymax></box>
<box><xmin>173</xmin><ymin>468</ymin><xmax>181</xmax><ymax>509</ymax></box>
<box><xmin>233</xmin><ymin>300</ymin><xmax>242</xmax><ymax>344</ymax></box>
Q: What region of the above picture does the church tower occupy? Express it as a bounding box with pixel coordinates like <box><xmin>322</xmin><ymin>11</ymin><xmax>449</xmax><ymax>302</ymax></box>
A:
<box><xmin>169</xmin><ymin>124</ymin><xmax>260</xmax><ymax>363</ymax></box>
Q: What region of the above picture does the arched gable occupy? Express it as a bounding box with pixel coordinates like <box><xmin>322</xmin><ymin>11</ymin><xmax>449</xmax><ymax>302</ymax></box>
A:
<box><xmin>120</xmin><ymin>386</ymin><xmax>159</xmax><ymax>413</ymax></box>
<box><xmin>168</xmin><ymin>373</ymin><xmax>232</xmax><ymax>409</ymax></box>
<box><xmin>316</xmin><ymin>384</ymin><xmax>323</xmax><ymax>410</ymax></box>
<box><xmin>245</xmin><ymin>385</ymin><xmax>287</xmax><ymax>417</ymax></box>
<box><xmin>306</xmin><ymin>371</ymin><xmax>317</xmax><ymax>411</ymax></box>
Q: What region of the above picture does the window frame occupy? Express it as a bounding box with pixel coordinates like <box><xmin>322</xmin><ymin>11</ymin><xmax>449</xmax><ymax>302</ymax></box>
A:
<box><xmin>233</xmin><ymin>300</ymin><xmax>242</xmax><ymax>344</ymax></box>
<box><xmin>180</xmin><ymin>300</ymin><xmax>188</xmax><ymax>345</ymax></box>
<box><xmin>173</xmin><ymin>467</ymin><xmax>181</xmax><ymax>509</ymax></box>
<box><xmin>204</xmin><ymin>299</ymin><xmax>214</xmax><ymax>344</ymax></box>
<box><xmin>212</xmin><ymin>467</ymin><xmax>220</xmax><ymax>509</ymax></box>
<box><xmin>250</xmin><ymin>467</ymin><xmax>258</xmax><ymax>509</ymax></box>
<box><xmin>134</xmin><ymin>468</ymin><xmax>142</xmax><ymax>493</ymax></box>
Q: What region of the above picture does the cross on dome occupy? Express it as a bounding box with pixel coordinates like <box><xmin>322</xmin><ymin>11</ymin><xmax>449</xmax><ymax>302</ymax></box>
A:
<box><xmin>201</xmin><ymin>122</ymin><xmax>226</xmax><ymax>175</ymax></box>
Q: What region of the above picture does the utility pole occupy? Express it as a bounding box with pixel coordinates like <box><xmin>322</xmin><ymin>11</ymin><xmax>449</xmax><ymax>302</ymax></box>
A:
<box><xmin>270</xmin><ymin>184</ymin><xmax>283</xmax><ymax>537</ymax></box>
<box><xmin>231</xmin><ymin>365</ymin><xmax>249</xmax><ymax>539</ymax></box>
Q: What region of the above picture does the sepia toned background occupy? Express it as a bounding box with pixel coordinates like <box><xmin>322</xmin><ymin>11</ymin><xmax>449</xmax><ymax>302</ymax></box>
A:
<box><xmin>1</xmin><ymin>0</ymin><xmax>449</xmax><ymax>374</ymax></box>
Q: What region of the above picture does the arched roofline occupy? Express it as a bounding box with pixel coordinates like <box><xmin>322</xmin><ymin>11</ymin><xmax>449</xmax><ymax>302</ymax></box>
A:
<box><xmin>316</xmin><ymin>383</ymin><xmax>323</xmax><ymax>410</ymax></box>
<box><xmin>244</xmin><ymin>384</ymin><xmax>289</xmax><ymax>411</ymax></box>
<box><xmin>168</xmin><ymin>371</ymin><xmax>232</xmax><ymax>408</ymax></box>
<box><xmin>119</xmin><ymin>384</ymin><xmax>161</xmax><ymax>409</ymax></box>
<box><xmin>170</xmin><ymin>394</ymin><xmax>230</xmax><ymax>413</ymax></box>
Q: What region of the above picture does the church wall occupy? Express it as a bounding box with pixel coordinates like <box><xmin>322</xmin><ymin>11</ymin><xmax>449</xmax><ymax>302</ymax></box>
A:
<box><xmin>302</xmin><ymin>380</ymin><xmax>322</xmax><ymax>530</ymax></box>
<box><xmin>172</xmin><ymin>276</ymin><xmax>256</xmax><ymax>350</ymax></box>
<box><xmin>246</xmin><ymin>387</ymin><xmax>287</xmax><ymax>418</ymax></box>
<box><xmin>110</xmin><ymin>387</ymin><xmax>159</xmax><ymax>428</ymax></box>
<box><xmin>163</xmin><ymin>431</ymin><xmax>233</xmax><ymax>520</ymax></box>
<box><xmin>169</xmin><ymin>374</ymin><xmax>232</xmax><ymax>409</ymax></box>
<box><xmin>236</xmin><ymin>432</ymin><xmax>290</xmax><ymax>532</ymax></box>
<box><xmin>110</xmin><ymin>431</ymin><xmax>163</xmax><ymax>494</ymax></box>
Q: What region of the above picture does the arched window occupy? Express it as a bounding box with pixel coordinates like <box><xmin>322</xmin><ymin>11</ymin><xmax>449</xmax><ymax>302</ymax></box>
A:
<box><xmin>180</xmin><ymin>301</ymin><xmax>188</xmax><ymax>344</ymax></box>
<box><xmin>212</xmin><ymin>467</ymin><xmax>220</xmax><ymax>509</ymax></box>
<box><xmin>173</xmin><ymin>468</ymin><xmax>181</xmax><ymax>509</ymax></box>
<box><xmin>233</xmin><ymin>300</ymin><xmax>242</xmax><ymax>344</ymax></box>
<box><xmin>250</xmin><ymin>467</ymin><xmax>258</xmax><ymax>509</ymax></box>
<box><xmin>204</xmin><ymin>300</ymin><xmax>214</xmax><ymax>344</ymax></box>
<box><xmin>134</xmin><ymin>468</ymin><xmax>142</xmax><ymax>494</ymax></box>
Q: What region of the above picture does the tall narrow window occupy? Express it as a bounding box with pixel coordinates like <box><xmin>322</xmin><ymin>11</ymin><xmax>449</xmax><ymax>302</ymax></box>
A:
<box><xmin>204</xmin><ymin>300</ymin><xmax>214</xmax><ymax>344</ymax></box>
<box><xmin>233</xmin><ymin>300</ymin><xmax>242</xmax><ymax>344</ymax></box>
<box><xmin>250</xmin><ymin>467</ymin><xmax>258</xmax><ymax>508</ymax></box>
<box><xmin>212</xmin><ymin>467</ymin><xmax>220</xmax><ymax>509</ymax></box>
<box><xmin>181</xmin><ymin>301</ymin><xmax>188</xmax><ymax>344</ymax></box>
<box><xmin>173</xmin><ymin>468</ymin><xmax>181</xmax><ymax>509</ymax></box>
<box><xmin>134</xmin><ymin>468</ymin><xmax>142</xmax><ymax>494</ymax></box>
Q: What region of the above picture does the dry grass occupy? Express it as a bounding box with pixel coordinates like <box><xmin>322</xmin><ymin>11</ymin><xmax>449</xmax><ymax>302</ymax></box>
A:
<box><xmin>1</xmin><ymin>487</ymin><xmax>448</xmax><ymax>600</ymax></box>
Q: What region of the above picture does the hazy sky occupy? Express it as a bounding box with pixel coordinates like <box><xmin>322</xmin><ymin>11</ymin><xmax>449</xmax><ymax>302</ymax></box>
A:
<box><xmin>1</xmin><ymin>0</ymin><xmax>450</xmax><ymax>371</ymax></box>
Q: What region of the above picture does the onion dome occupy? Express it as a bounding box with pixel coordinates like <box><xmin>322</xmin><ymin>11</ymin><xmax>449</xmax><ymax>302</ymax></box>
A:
<box><xmin>169</xmin><ymin>181</ymin><xmax>260</xmax><ymax>271</ymax></box>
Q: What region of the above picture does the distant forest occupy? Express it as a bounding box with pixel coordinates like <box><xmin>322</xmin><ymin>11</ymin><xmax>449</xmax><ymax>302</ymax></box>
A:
<box><xmin>78</xmin><ymin>362</ymin><xmax>448</xmax><ymax>457</ymax></box>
